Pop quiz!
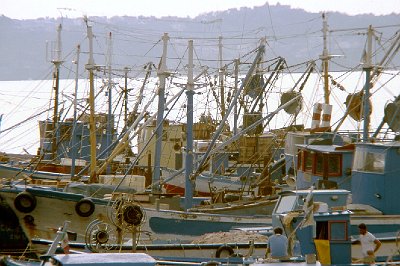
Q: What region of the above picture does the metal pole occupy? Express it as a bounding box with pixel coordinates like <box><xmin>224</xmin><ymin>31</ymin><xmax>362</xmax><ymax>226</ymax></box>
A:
<box><xmin>153</xmin><ymin>33</ymin><xmax>169</xmax><ymax>193</ymax></box>
<box><xmin>363</xmin><ymin>25</ymin><xmax>373</xmax><ymax>142</ymax></box>
<box><xmin>184</xmin><ymin>40</ymin><xmax>195</xmax><ymax>210</ymax></box>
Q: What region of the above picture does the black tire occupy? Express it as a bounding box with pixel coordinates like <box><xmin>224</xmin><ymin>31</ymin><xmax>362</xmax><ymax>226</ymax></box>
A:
<box><xmin>215</xmin><ymin>245</ymin><xmax>234</xmax><ymax>258</ymax></box>
<box><xmin>75</xmin><ymin>198</ymin><xmax>95</xmax><ymax>217</ymax></box>
<box><xmin>14</xmin><ymin>191</ymin><xmax>36</xmax><ymax>213</ymax></box>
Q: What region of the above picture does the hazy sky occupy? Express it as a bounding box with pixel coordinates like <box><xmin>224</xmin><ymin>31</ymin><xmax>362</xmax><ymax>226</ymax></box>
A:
<box><xmin>2</xmin><ymin>0</ymin><xmax>400</xmax><ymax>19</ymax></box>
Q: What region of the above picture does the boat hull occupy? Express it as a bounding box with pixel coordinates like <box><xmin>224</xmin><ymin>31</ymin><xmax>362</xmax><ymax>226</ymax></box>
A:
<box><xmin>0</xmin><ymin>163</ymin><xmax>71</xmax><ymax>181</ymax></box>
<box><xmin>0</xmin><ymin>185</ymin><xmax>271</xmax><ymax>253</ymax></box>
<box><xmin>162</xmin><ymin>169</ymin><xmax>253</xmax><ymax>196</ymax></box>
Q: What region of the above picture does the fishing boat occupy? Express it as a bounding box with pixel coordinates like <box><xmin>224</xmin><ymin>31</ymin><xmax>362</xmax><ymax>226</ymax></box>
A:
<box><xmin>262</xmin><ymin>188</ymin><xmax>398</xmax><ymax>265</ymax></box>
<box><xmin>0</xmin><ymin>219</ymin><xmax>261</xmax><ymax>265</ymax></box>
<box><xmin>0</xmin><ymin>183</ymin><xmax>272</xmax><ymax>255</ymax></box>
<box><xmin>6</xmin><ymin>190</ymin><xmax>400</xmax><ymax>265</ymax></box>
<box><xmin>281</xmin><ymin>22</ymin><xmax>400</xmax><ymax>258</ymax></box>
<box><xmin>291</xmin><ymin>137</ymin><xmax>400</xmax><ymax>254</ymax></box>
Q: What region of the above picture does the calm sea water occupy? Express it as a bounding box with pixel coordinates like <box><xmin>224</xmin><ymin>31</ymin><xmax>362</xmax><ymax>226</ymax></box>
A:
<box><xmin>0</xmin><ymin>71</ymin><xmax>399</xmax><ymax>155</ymax></box>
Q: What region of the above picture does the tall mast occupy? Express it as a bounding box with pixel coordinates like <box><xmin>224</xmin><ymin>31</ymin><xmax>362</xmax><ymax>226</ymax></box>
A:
<box><xmin>218</xmin><ymin>36</ymin><xmax>225</xmax><ymax>119</ymax></box>
<box><xmin>122</xmin><ymin>66</ymin><xmax>130</xmax><ymax>157</ymax></box>
<box><xmin>152</xmin><ymin>33</ymin><xmax>169</xmax><ymax>193</ymax></box>
<box><xmin>106</xmin><ymin>32</ymin><xmax>113</xmax><ymax>174</ymax></box>
<box><xmin>51</xmin><ymin>24</ymin><xmax>63</xmax><ymax>160</ymax></box>
<box><xmin>184</xmin><ymin>39</ymin><xmax>195</xmax><ymax>210</ymax></box>
<box><xmin>86</xmin><ymin>24</ymin><xmax>98</xmax><ymax>182</ymax></box>
<box><xmin>194</xmin><ymin>42</ymin><xmax>265</xmax><ymax>177</ymax></box>
<box><xmin>123</xmin><ymin>67</ymin><xmax>129</xmax><ymax>130</ymax></box>
<box><xmin>321</xmin><ymin>12</ymin><xmax>330</xmax><ymax>105</ymax></box>
<box><xmin>70</xmin><ymin>45</ymin><xmax>80</xmax><ymax>179</ymax></box>
<box><xmin>363</xmin><ymin>25</ymin><xmax>373</xmax><ymax>142</ymax></box>
<box><xmin>233</xmin><ymin>58</ymin><xmax>239</xmax><ymax>135</ymax></box>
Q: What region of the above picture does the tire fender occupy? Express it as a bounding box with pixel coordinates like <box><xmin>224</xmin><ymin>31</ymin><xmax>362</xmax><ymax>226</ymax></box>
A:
<box><xmin>14</xmin><ymin>191</ymin><xmax>36</xmax><ymax>213</ymax></box>
<box><xmin>215</xmin><ymin>245</ymin><xmax>234</xmax><ymax>258</ymax></box>
<box><xmin>75</xmin><ymin>198</ymin><xmax>95</xmax><ymax>217</ymax></box>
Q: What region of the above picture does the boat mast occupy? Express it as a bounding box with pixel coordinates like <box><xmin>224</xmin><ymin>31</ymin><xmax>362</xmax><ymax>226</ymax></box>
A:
<box><xmin>123</xmin><ymin>66</ymin><xmax>130</xmax><ymax>156</ymax></box>
<box><xmin>106</xmin><ymin>32</ymin><xmax>113</xmax><ymax>174</ymax></box>
<box><xmin>70</xmin><ymin>45</ymin><xmax>80</xmax><ymax>179</ymax></box>
<box><xmin>321</xmin><ymin>13</ymin><xmax>330</xmax><ymax>105</ymax></box>
<box><xmin>194</xmin><ymin>40</ymin><xmax>265</xmax><ymax>177</ymax></box>
<box><xmin>86</xmin><ymin>24</ymin><xmax>98</xmax><ymax>182</ymax></box>
<box><xmin>153</xmin><ymin>33</ymin><xmax>169</xmax><ymax>193</ymax></box>
<box><xmin>51</xmin><ymin>24</ymin><xmax>63</xmax><ymax>160</ymax></box>
<box><xmin>363</xmin><ymin>25</ymin><xmax>373</xmax><ymax>142</ymax></box>
<box><xmin>233</xmin><ymin>58</ymin><xmax>239</xmax><ymax>135</ymax></box>
<box><xmin>123</xmin><ymin>67</ymin><xmax>129</xmax><ymax>131</ymax></box>
<box><xmin>184</xmin><ymin>40</ymin><xmax>195</xmax><ymax>210</ymax></box>
<box><xmin>218</xmin><ymin>36</ymin><xmax>225</xmax><ymax>119</ymax></box>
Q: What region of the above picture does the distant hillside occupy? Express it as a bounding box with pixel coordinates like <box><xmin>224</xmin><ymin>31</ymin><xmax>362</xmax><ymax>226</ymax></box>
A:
<box><xmin>1</xmin><ymin>3</ymin><xmax>399</xmax><ymax>81</ymax></box>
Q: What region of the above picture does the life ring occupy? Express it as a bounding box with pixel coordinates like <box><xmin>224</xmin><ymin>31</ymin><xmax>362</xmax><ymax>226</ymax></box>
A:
<box><xmin>14</xmin><ymin>191</ymin><xmax>36</xmax><ymax>213</ymax></box>
<box><xmin>215</xmin><ymin>245</ymin><xmax>234</xmax><ymax>258</ymax></box>
<box><xmin>75</xmin><ymin>198</ymin><xmax>95</xmax><ymax>217</ymax></box>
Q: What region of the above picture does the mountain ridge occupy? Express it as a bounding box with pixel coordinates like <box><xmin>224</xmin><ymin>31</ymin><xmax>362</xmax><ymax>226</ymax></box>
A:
<box><xmin>1</xmin><ymin>3</ymin><xmax>399</xmax><ymax>81</ymax></box>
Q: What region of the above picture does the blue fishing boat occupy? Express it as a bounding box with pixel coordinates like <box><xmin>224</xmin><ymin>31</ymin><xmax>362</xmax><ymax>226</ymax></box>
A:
<box><xmin>277</xmin><ymin>20</ymin><xmax>400</xmax><ymax>260</ymax></box>
<box><xmin>255</xmin><ymin>188</ymin><xmax>400</xmax><ymax>264</ymax></box>
<box><xmin>288</xmin><ymin>133</ymin><xmax>400</xmax><ymax>258</ymax></box>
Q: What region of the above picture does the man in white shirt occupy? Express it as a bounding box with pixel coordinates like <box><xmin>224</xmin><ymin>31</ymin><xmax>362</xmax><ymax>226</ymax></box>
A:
<box><xmin>358</xmin><ymin>223</ymin><xmax>381</xmax><ymax>264</ymax></box>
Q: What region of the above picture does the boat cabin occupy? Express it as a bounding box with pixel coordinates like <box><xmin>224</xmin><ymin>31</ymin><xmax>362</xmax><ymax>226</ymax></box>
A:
<box><xmin>284</xmin><ymin>131</ymin><xmax>348</xmax><ymax>178</ymax></box>
<box><xmin>272</xmin><ymin>189</ymin><xmax>352</xmax><ymax>265</ymax></box>
<box><xmin>351</xmin><ymin>141</ymin><xmax>400</xmax><ymax>215</ymax></box>
<box><xmin>295</xmin><ymin>144</ymin><xmax>354</xmax><ymax>190</ymax></box>
<box><xmin>271</xmin><ymin>189</ymin><xmax>350</xmax><ymax>228</ymax></box>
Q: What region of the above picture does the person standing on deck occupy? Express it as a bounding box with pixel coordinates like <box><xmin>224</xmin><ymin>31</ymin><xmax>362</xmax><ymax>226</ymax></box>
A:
<box><xmin>266</xmin><ymin>227</ymin><xmax>288</xmax><ymax>259</ymax></box>
<box><xmin>358</xmin><ymin>223</ymin><xmax>381</xmax><ymax>264</ymax></box>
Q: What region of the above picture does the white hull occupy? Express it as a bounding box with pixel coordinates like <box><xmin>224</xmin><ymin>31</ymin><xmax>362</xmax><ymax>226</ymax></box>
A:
<box><xmin>0</xmin><ymin>186</ymin><xmax>271</xmax><ymax>251</ymax></box>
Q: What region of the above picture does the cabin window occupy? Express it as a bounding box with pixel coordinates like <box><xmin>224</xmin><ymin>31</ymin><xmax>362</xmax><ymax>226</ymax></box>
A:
<box><xmin>275</xmin><ymin>195</ymin><xmax>297</xmax><ymax>214</ymax></box>
<box><xmin>303</xmin><ymin>151</ymin><xmax>313</xmax><ymax>172</ymax></box>
<box><xmin>313</xmin><ymin>153</ymin><xmax>342</xmax><ymax>177</ymax></box>
<box><xmin>315</xmin><ymin>153</ymin><xmax>324</xmax><ymax>175</ymax></box>
<box><xmin>327</xmin><ymin>154</ymin><xmax>341</xmax><ymax>176</ymax></box>
<box><xmin>315</xmin><ymin>220</ymin><xmax>348</xmax><ymax>241</ymax></box>
<box><xmin>353</xmin><ymin>147</ymin><xmax>385</xmax><ymax>173</ymax></box>
<box><xmin>328</xmin><ymin>221</ymin><xmax>348</xmax><ymax>241</ymax></box>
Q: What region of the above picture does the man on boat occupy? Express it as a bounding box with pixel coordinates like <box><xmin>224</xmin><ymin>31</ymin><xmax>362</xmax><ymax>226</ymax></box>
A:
<box><xmin>358</xmin><ymin>223</ymin><xmax>381</xmax><ymax>264</ymax></box>
<box><xmin>266</xmin><ymin>227</ymin><xmax>288</xmax><ymax>259</ymax></box>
